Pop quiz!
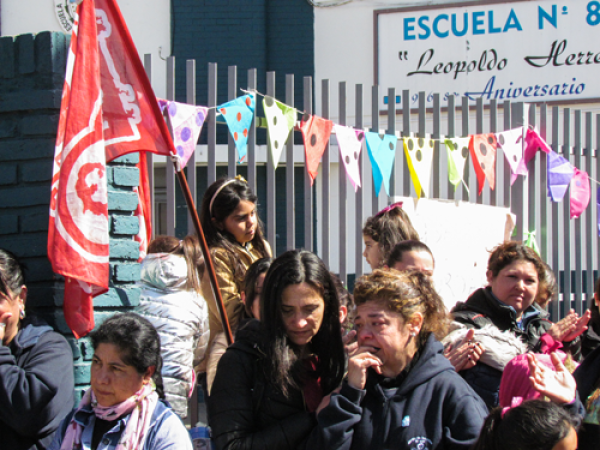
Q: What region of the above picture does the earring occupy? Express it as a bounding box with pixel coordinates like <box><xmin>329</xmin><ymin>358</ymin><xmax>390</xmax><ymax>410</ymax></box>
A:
<box><xmin>410</xmin><ymin>332</ymin><xmax>416</xmax><ymax>337</ymax></box>
<box><xmin>19</xmin><ymin>310</ymin><xmax>25</xmax><ymax>320</ymax></box>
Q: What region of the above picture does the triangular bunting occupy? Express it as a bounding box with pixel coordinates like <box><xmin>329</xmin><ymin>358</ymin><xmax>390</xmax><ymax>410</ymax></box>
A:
<box><xmin>524</xmin><ymin>230</ymin><xmax>540</xmax><ymax>255</ymax></box>
<box><xmin>547</xmin><ymin>151</ymin><xmax>574</xmax><ymax>202</ymax></box>
<box><xmin>300</xmin><ymin>114</ymin><xmax>333</xmax><ymax>185</ymax></box>
<box><xmin>403</xmin><ymin>137</ymin><xmax>434</xmax><ymax>198</ymax></box>
<box><xmin>469</xmin><ymin>133</ymin><xmax>498</xmax><ymax>194</ymax></box>
<box><xmin>334</xmin><ymin>125</ymin><xmax>362</xmax><ymax>192</ymax></box>
<box><xmin>365</xmin><ymin>132</ymin><xmax>397</xmax><ymax>197</ymax></box>
<box><xmin>444</xmin><ymin>138</ymin><xmax>470</xmax><ymax>190</ymax></box>
<box><xmin>513</xmin><ymin>128</ymin><xmax>552</xmax><ymax>180</ymax></box>
<box><xmin>263</xmin><ymin>96</ymin><xmax>296</xmax><ymax>170</ymax></box>
<box><xmin>570</xmin><ymin>168</ymin><xmax>590</xmax><ymax>219</ymax></box>
<box><xmin>495</xmin><ymin>127</ymin><xmax>524</xmax><ymax>184</ymax></box>
<box><xmin>165</xmin><ymin>101</ymin><xmax>208</xmax><ymax>168</ymax></box>
<box><xmin>218</xmin><ymin>93</ymin><xmax>255</xmax><ymax>162</ymax></box>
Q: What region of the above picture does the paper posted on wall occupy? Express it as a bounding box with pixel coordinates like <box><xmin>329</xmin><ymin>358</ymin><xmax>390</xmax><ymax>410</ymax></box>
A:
<box><xmin>393</xmin><ymin>197</ymin><xmax>516</xmax><ymax>311</ymax></box>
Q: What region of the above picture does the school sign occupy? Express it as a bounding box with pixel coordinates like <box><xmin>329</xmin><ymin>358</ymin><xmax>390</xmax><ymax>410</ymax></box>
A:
<box><xmin>376</xmin><ymin>0</ymin><xmax>600</xmax><ymax>107</ymax></box>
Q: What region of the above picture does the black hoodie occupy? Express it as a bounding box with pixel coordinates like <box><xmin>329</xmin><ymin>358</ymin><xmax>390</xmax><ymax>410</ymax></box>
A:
<box><xmin>305</xmin><ymin>334</ymin><xmax>487</xmax><ymax>450</ymax></box>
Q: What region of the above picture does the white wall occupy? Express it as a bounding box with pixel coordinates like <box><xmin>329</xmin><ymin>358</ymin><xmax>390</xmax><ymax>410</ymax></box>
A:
<box><xmin>1</xmin><ymin>0</ymin><xmax>169</xmax><ymax>98</ymax></box>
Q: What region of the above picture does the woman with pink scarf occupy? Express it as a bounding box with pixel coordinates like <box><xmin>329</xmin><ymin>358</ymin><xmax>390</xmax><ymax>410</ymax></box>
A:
<box><xmin>49</xmin><ymin>313</ymin><xmax>192</xmax><ymax>450</ymax></box>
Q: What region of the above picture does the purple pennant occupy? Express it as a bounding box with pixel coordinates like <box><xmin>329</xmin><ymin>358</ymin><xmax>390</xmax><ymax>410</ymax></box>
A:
<box><xmin>547</xmin><ymin>151</ymin><xmax>574</xmax><ymax>202</ymax></box>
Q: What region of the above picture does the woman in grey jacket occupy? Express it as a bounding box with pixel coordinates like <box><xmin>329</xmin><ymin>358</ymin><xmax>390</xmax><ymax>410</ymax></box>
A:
<box><xmin>138</xmin><ymin>235</ymin><xmax>209</xmax><ymax>418</ymax></box>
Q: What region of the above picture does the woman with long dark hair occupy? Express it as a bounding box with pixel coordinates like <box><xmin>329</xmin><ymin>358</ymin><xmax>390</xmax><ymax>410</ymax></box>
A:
<box><xmin>208</xmin><ymin>250</ymin><xmax>345</xmax><ymax>450</ymax></box>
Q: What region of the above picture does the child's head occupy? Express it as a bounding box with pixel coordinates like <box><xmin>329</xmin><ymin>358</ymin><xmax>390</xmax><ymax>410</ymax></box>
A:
<box><xmin>473</xmin><ymin>400</ymin><xmax>578</xmax><ymax>450</ymax></box>
<box><xmin>200</xmin><ymin>177</ymin><xmax>266</xmax><ymax>252</ymax></box>
<box><xmin>362</xmin><ymin>203</ymin><xmax>420</xmax><ymax>270</ymax></box>
<box><xmin>535</xmin><ymin>262</ymin><xmax>557</xmax><ymax>310</ymax></box>
<box><xmin>387</xmin><ymin>240</ymin><xmax>434</xmax><ymax>276</ymax></box>
<box><xmin>242</xmin><ymin>257</ymin><xmax>273</xmax><ymax>320</ymax></box>
<box><xmin>329</xmin><ymin>272</ymin><xmax>355</xmax><ymax>331</ymax></box>
<box><xmin>147</xmin><ymin>235</ymin><xmax>202</xmax><ymax>292</ymax></box>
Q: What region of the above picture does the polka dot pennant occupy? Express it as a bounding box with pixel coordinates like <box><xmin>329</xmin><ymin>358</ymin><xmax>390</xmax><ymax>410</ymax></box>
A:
<box><xmin>333</xmin><ymin>124</ymin><xmax>362</xmax><ymax>192</ymax></box>
<box><xmin>495</xmin><ymin>127</ymin><xmax>525</xmax><ymax>184</ymax></box>
<box><xmin>547</xmin><ymin>150</ymin><xmax>574</xmax><ymax>202</ymax></box>
<box><xmin>469</xmin><ymin>133</ymin><xmax>498</xmax><ymax>195</ymax></box>
<box><xmin>365</xmin><ymin>131</ymin><xmax>398</xmax><ymax>197</ymax></box>
<box><xmin>570</xmin><ymin>167</ymin><xmax>590</xmax><ymax>219</ymax></box>
<box><xmin>403</xmin><ymin>137</ymin><xmax>434</xmax><ymax>198</ymax></box>
<box><xmin>300</xmin><ymin>114</ymin><xmax>333</xmax><ymax>185</ymax></box>
<box><xmin>164</xmin><ymin>100</ymin><xmax>208</xmax><ymax>169</ymax></box>
<box><xmin>262</xmin><ymin>96</ymin><xmax>296</xmax><ymax>170</ymax></box>
<box><xmin>217</xmin><ymin>93</ymin><xmax>255</xmax><ymax>162</ymax></box>
<box><xmin>444</xmin><ymin>137</ymin><xmax>470</xmax><ymax>191</ymax></box>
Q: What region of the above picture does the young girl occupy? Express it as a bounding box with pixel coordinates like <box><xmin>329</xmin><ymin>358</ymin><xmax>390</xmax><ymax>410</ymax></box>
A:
<box><xmin>472</xmin><ymin>399</ymin><xmax>578</xmax><ymax>450</ymax></box>
<box><xmin>241</xmin><ymin>257</ymin><xmax>273</xmax><ymax>321</ymax></box>
<box><xmin>362</xmin><ymin>202</ymin><xmax>420</xmax><ymax>271</ymax></box>
<box><xmin>199</xmin><ymin>176</ymin><xmax>272</xmax><ymax>392</ymax></box>
<box><xmin>137</xmin><ymin>235</ymin><xmax>210</xmax><ymax>419</ymax></box>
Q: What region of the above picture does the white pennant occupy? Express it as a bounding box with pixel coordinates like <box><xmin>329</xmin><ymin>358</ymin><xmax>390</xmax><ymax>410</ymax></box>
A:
<box><xmin>334</xmin><ymin>125</ymin><xmax>362</xmax><ymax>191</ymax></box>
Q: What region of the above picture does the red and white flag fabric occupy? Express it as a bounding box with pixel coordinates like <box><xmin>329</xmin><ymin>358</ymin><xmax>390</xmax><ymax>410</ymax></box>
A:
<box><xmin>49</xmin><ymin>0</ymin><xmax>174</xmax><ymax>338</ymax></box>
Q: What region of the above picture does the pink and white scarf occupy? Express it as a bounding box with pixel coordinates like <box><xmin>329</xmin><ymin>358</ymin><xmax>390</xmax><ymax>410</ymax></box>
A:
<box><xmin>60</xmin><ymin>382</ymin><xmax>159</xmax><ymax>450</ymax></box>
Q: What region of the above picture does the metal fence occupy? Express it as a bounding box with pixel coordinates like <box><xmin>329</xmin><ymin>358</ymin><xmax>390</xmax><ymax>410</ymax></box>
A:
<box><xmin>144</xmin><ymin>55</ymin><xmax>599</xmax><ymax>322</ymax></box>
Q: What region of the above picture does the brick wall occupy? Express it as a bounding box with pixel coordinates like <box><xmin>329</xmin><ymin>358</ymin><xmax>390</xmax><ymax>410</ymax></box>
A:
<box><xmin>0</xmin><ymin>31</ymin><xmax>143</xmax><ymax>400</ymax></box>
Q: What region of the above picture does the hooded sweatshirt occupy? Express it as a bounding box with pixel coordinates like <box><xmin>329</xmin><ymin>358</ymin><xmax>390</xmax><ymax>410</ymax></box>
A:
<box><xmin>305</xmin><ymin>334</ymin><xmax>487</xmax><ymax>450</ymax></box>
<box><xmin>137</xmin><ymin>253</ymin><xmax>209</xmax><ymax>418</ymax></box>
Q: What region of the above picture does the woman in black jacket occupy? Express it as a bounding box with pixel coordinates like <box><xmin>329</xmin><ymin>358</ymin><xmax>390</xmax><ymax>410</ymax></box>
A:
<box><xmin>0</xmin><ymin>249</ymin><xmax>74</xmax><ymax>450</ymax></box>
<box><xmin>208</xmin><ymin>250</ymin><xmax>346</xmax><ymax>450</ymax></box>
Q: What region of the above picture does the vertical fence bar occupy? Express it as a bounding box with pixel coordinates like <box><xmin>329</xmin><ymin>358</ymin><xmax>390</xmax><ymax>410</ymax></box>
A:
<box><xmin>490</xmin><ymin>99</ymin><xmax>499</xmax><ymax>207</ymax></box>
<box><xmin>388</xmin><ymin>88</ymin><xmax>397</xmax><ymax>199</ymax></box>
<box><xmin>371</xmin><ymin>86</ymin><xmax>380</xmax><ymax>215</ymax></box>
<box><xmin>321</xmin><ymin>79</ymin><xmax>331</xmax><ymax>266</ymax></box>
<box><xmin>186</xmin><ymin>59</ymin><xmax>197</xmax><ymax>235</ymax></box>
<box><xmin>266</xmin><ymin>72</ymin><xmax>277</xmax><ymax>251</ymax></box>
<box><xmin>402</xmin><ymin>89</ymin><xmax>413</xmax><ymax>199</ymax></box>
<box><xmin>303</xmin><ymin>77</ymin><xmax>313</xmax><ymax>252</ymax></box>
<box><xmin>285</xmin><ymin>74</ymin><xmax>295</xmax><ymax>251</ymax></box>
<box><xmin>207</xmin><ymin>63</ymin><xmax>217</xmax><ymax>185</ymax></box>
<box><xmin>144</xmin><ymin>54</ymin><xmax>156</xmax><ymax>237</ymax></box>
<box><xmin>563</xmin><ymin>108</ymin><xmax>572</xmax><ymax>318</ymax></box>
<box><xmin>510</xmin><ymin>102</ymin><xmax>526</xmax><ymax>244</ymax></box>
<box><xmin>460</xmin><ymin>97</ymin><xmax>472</xmax><ymax>202</ymax></box>
<box><xmin>433</xmin><ymin>93</ymin><xmax>445</xmax><ymax>200</ymax></box>
<box><xmin>539</xmin><ymin>105</ymin><xmax>551</xmax><ymax>262</ymax></box>
<box><xmin>574</xmin><ymin>110</ymin><xmax>584</xmax><ymax>315</ymax></box>
<box><xmin>528</xmin><ymin>105</ymin><xmax>540</xmax><ymax>258</ymax></box>
<box><xmin>339</xmin><ymin>81</ymin><xmax>347</xmax><ymax>285</ymax></box>
<box><xmin>476</xmin><ymin>98</ymin><xmax>487</xmax><ymax>205</ymax></box>
<box><xmin>503</xmin><ymin>101</ymin><xmax>512</xmax><ymax>208</ymax></box>
<box><xmin>166</xmin><ymin>56</ymin><xmax>176</xmax><ymax>236</ymax></box>
<box><xmin>227</xmin><ymin>66</ymin><xmax>237</xmax><ymax>178</ymax></box>
<box><xmin>418</xmin><ymin>92</ymin><xmax>427</xmax><ymax>196</ymax></box>
<box><xmin>247</xmin><ymin>69</ymin><xmax>258</xmax><ymax>193</ymax></box>
<box><xmin>551</xmin><ymin>106</ymin><xmax>561</xmax><ymax>321</ymax></box>
<box><xmin>596</xmin><ymin>114</ymin><xmax>600</xmax><ymax>290</ymax></box>
<box><xmin>355</xmin><ymin>83</ymin><xmax>364</xmax><ymax>279</ymax></box>
<box><xmin>585</xmin><ymin>112</ymin><xmax>595</xmax><ymax>300</ymax></box>
<box><xmin>447</xmin><ymin>95</ymin><xmax>456</xmax><ymax>201</ymax></box>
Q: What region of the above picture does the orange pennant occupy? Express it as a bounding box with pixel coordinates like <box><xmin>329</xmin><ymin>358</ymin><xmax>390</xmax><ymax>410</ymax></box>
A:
<box><xmin>300</xmin><ymin>114</ymin><xmax>333</xmax><ymax>185</ymax></box>
<box><xmin>469</xmin><ymin>133</ymin><xmax>497</xmax><ymax>194</ymax></box>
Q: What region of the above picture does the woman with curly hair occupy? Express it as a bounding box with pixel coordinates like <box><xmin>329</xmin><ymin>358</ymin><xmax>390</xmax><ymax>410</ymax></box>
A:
<box><xmin>306</xmin><ymin>269</ymin><xmax>487</xmax><ymax>450</ymax></box>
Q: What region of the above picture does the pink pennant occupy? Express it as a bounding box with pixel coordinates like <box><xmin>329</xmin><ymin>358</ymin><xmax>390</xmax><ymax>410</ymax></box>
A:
<box><xmin>570</xmin><ymin>168</ymin><xmax>590</xmax><ymax>219</ymax></box>
<box><xmin>300</xmin><ymin>115</ymin><xmax>333</xmax><ymax>185</ymax></box>
<box><xmin>513</xmin><ymin>128</ymin><xmax>552</xmax><ymax>181</ymax></box>
<box><xmin>334</xmin><ymin>125</ymin><xmax>362</xmax><ymax>191</ymax></box>
<box><xmin>469</xmin><ymin>133</ymin><xmax>497</xmax><ymax>194</ymax></box>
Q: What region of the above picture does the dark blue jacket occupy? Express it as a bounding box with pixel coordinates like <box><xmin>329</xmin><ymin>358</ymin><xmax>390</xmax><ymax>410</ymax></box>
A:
<box><xmin>0</xmin><ymin>318</ymin><xmax>75</xmax><ymax>450</ymax></box>
<box><xmin>305</xmin><ymin>334</ymin><xmax>488</xmax><ymax>450</ymax></box>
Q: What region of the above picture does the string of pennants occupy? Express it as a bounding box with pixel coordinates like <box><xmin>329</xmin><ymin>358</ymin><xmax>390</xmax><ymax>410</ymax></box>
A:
<box><xmin>157</xmin><ymin>91</ymin><xmax>597</xmax><ymax>223</ymax></box>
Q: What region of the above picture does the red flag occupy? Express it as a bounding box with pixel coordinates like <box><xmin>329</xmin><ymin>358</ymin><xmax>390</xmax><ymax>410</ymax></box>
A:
<box><xmin>135</xmin><ymin>152</ymin><xmax>152</xmax><ymax>261</ymax></box>
<box><xmin>49</xmin><ymin>0</ymin><xmax>172</xmax><ymax>338</ymax></box>
<box><xmin>49</xmin><ymin>0</ymin><xmax>108</xmax><ymax>338</ymax></box>
<box><xmin>300</xmin><ymin>114</ymin><xmax>333</xmax><ymax>185</ymax></box>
